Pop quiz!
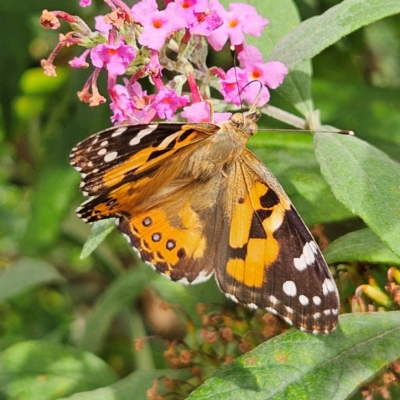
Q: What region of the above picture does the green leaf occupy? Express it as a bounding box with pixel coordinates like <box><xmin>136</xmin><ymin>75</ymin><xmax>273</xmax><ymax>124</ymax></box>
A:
<box><xmin>188</xmin><ymin>312</ymin><xmax>400</xmax><ymax>400</ymax></box>
<box><xmin>312</xmin><ymin>79</ymin><xmax>400</xmax><ymax>163</ymax></box>
<box><xmin>60</xmin><ymin>369</ymin><xmax>191</xmax><ymax>400</ymax></box>
<box><xmin>22</xmin><ymin>167</ymin><xmax>79</xmax><ymax>256</ymax></box>
<box><xmin>249</xmin><ymin>131</ymin><xmax>353</xmax><ymax>225</ymax></box>
<box><xmin>324</xmin><ymin>228</ymin><xmax>400</xmax><ymax>265</ymax></box>
<box><xmin>80</xmin><ymin>219</ymin><xmax>117</xmax><ymax>259</ymax></box>
<box><xmin>0</xmin><ymin>340</ymin><xmax>118</xmax><ymax>399</ymax></box>
<box><xmin>79</xmin><ymin>266</ymin><xmax>155</xmax><ymax>354</ymax></box>
<box><xmin>314</xmin><ymin>133</ymin><xmax>400</xmax><ymax>258</ymax></box>
<box><xmin>270</xmin><ymin>0</ymin><xmax>400</xmax><ymax>71</ymax></box>
<box><xmin>0</xmin><ymin>258</ymin><xmax>64</xmax><ymax>302</ymax></box>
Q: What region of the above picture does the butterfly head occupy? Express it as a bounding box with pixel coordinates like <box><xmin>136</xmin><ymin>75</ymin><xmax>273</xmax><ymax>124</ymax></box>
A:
<box><xmin>230</xmin><ymin>110</ymin><xmax>261</xmax><ymax>137</ymax></box>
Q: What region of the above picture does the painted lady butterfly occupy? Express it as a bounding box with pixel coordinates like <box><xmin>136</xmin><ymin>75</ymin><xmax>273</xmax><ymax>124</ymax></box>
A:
<box><xmin>70</xmin><ymin>109</ymin><xmax>339</xmax><ymax>334</ymax></box>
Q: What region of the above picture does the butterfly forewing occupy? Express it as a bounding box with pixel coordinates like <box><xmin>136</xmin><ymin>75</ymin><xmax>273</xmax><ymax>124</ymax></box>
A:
<box><xmin>70</xmin><ymin>123</ymin><xmax>213</xmax><ymax>222</ymax></box>
<box><xmin>70</xmin><ymin>112</ymin><xmax>340</xmax><ymax>334</ymax></box>
<box><xmin>70</xmin><ymin>123</ymin><xmax>211</xmax><ymax>198</ymax></box>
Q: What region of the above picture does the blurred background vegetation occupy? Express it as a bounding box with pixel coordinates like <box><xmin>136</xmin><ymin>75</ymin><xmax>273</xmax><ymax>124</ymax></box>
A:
<box><xmin>0</xmin><ymin>0</ymin><xmax>400</xmax><ymax>398</ymax></box>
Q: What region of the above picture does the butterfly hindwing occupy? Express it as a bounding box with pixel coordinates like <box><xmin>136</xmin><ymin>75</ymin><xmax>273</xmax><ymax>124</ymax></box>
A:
<box><xmin>118</xmin><ymin>175</ymin><xmax>227</xmax><ymax>283</ymax></box>
<box><xmin>214</xmin><ymin>149</ymin><xmax>339</xmax><ymax>333</ymax></box>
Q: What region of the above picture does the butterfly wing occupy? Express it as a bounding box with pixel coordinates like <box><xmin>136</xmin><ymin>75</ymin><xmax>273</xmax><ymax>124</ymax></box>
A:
<box><xmin>215</xmin><ymin>149</ymin><xmax>339</xmax><ymax>333</ymax></box>
<box><xmin>70</xmin><ymin>122</ymin><xmax>227</xmax><ymax>282</ymax></box>
<box><xmin>70</xmin><ymin>123</ymin><xmax>218</xmax><ymax>222</ymax></box>
<box><xmin>118</xmin><ymin>174</ymin><xmax>227</xmax><ymax>282</ymax></box>
<box><xmin>71</xmin><ymin>121</ymin><xmax>339</xmax><ymax>333</ymax></box>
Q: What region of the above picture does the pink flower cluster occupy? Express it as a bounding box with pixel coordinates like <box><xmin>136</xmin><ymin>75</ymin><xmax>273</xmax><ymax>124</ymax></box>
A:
<box><xmin>40</xmin><ymin>0</ymin><xmax>288</xmax><ymax>125</ymax></box>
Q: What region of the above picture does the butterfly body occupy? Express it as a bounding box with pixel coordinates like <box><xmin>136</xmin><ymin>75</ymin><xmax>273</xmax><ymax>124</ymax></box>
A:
<box><xmin>70</xmin><ymin>111</ymin><xmax>339</xmax><ymax>334</ymax></box>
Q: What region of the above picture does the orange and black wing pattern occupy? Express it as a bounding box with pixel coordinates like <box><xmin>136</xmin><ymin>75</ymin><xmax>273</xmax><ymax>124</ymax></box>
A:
<box><xmin>215</xmin><ymin>149</ymin><xmax>339</xmax><ymax>333</ymax></box>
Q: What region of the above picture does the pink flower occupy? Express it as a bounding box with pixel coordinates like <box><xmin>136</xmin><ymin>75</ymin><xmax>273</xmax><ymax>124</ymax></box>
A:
<box><xmin>218</xmin><ymin>67</ymin><xmax>248</xmax><ymax>106</ymax></box>
<box><xmin>90</xmin><ymin>42</ymin><xmax>135</xmax><ymax>75</ymax></box>
<box><xmin>241</xmin><ymin>82</ymin><xmax>271</xmax><ymax>107</ymax></box>
<box><xmin>189</xmin><ymin>1</ymin><xmax>223</xmax><ymax>36</ymax></box>
<box><xmin>131</xmin><ymin>0</ymin><xmax>187</xmax><ymax>50</ymax></box>
<box><xmin>69</xmin><ymin>49</ymin><xmax>90</xmax><ymax>68</ymax></box>
<box><xmin>207</xmin><ymin>1</ymin><xmax>268</xmax><ymax>51</ymax></box>
<box><xmin>94</xmin><ymin>15</ymin><xmax>112</xmax><ymax>35</ymax></box>
<box><xmin>152</xmin><ymin>88</ymin><xmax>189</xmax><ymax>120</ymax></box>
<box><xmin>79</xmin><ymin>0</ymin><xmax>91</xmax><ymax>7</ymax></box>
<box><xmin>110</xmin><ymin>81</ymin><xmax>156</xmax><ymax>125</ymax></box>
<box><xmin>147</xmin><ymin>50</ymin><xmax>163</xmax><ymax>78</ymax></box>
<box><xmin>175</xmin><ymin>0</ymin><xmax>202</xmax><ymax>26</ymax></box>
<box><xmin>181</xmin><ymin>102</ymin><xmax>231</xmax><ymax>123</ymax></box>
<box><xmin>238</xmin><ymin>45</ymin><xmax>288</xmax><ymax>89</ymax></box>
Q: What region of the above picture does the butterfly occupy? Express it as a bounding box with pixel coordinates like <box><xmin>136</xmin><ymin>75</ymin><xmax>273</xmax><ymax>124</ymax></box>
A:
<box><xmin>70</xmin><ymin>108</ymin><xmax>340</xmax><ymax>334</ymax></box>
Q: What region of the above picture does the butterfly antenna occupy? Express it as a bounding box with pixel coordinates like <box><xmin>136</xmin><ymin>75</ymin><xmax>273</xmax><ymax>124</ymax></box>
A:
<box><xmin>230</xmin><ymin>46</ymin><xmax>244</xmax><ymax>118</ymax></box>
<box><xmin>247</xmin><ymin>80</ymin><xmax>263</xmax><ymax>113</ymax></box>
<box><xmin>206</xmin><ymin>100</ymin><xmax>215</xmax><ymax>124</ymax></box>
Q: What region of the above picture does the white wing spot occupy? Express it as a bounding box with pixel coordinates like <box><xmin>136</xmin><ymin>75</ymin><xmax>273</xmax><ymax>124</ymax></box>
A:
<box><xmin>327</xmin><ymin>279</ymin><xmax>335</xmax><ymax>292</ymax></box>
<box><xmin>285</xmin><ymin>306</ymin><xmax>294</xmax><ymax>314</ymax></box>
<box><xmin>282</xmin><ymin>316</ymin><xmax>293</xmax><ymax>326</ymax></box>
<box><xmin>303</xmin><ymin>242</ymin><xmax>316</xmax><ymax>265</ymax></box>
<box><xmin>104</xmin><ymin>151</ymin><xmax>118</xmax><ymax>162</ymax></box>
<box><xmin>129</xmin><ymin>124</ymin><xmax>158</xmax><ymax>146</ymax></box>
<box><xmin>91</xmin><ymin>137</ymin><xmax>99</xmax><ymax>145</ymax></box>
<box><xmin>247</xmin><ymin>303</ymin><xmax>258</xmax><ymax>310</ymax></box>
<box><xmin>294</xmin><ymin>254</ymin><xmax>307</xmax><ymax>271</ymax></box>
<box><xmin>225</xmin><ymin>293</ymin><xmax>239</xmax><ymax>303</ymax></box>
<box><xmin>187</xmin><ymin>274</ymin><xmax>213</xmax><ymax>284</ymax></box>
<box><xmin>268</xmin><ymin>295</ymin><xmax>279</xmax><ymax>305</ymax></box>
<box><xmin>97</xmin><ymin>148</ymin><xmax>107</xmax><ymax>156</ymax></box>
<box><xmin>282</xmin><ymin>280</ymin><xmax>297</xmax><ymax>297</ymax></box>
<box><xmin>322</xmin><ymin>278</ymin><xmax>335</xmax><ymax>296</ymax></box>
<box><xmin>299</xmin><ymin>295</ymin><xmax>309</xmax><ymax>306</ymax></box>
<box><xmin>131</xmin><ymin>246</ymin><xmax>141</xmax><ymax>259</ymax></box>
<box><xmin>323</xmin><ymin>309</ymin><xmax>332</xmax><ymax>316</ymax></box>
<box><xmin>144</xmin><ymin>260</ymin><xmax>156</xmax><ymax>271</ymax></box>
<box><xmin>266</xmin><ymin>307</ymin><xmax>278</xmax><ymax>315</ymax></box>
<box><xmin>100</xmin><ymin>140</ymin><xmax>108</xmax><ymax>147</ymax></box>
<box><xmin>313</xmin><ymin>312</ymin><xmax>321</xmax><ymax>320</ymax></box>
<box><xmin>111</xmin><ymin>127</ymin><xmax>128</xmax><ymax>137</ymax></box>
<box><xmin>313</xmin><ymin>296</ymin><xmax>322</xmax><ymax>305</ymax></box>
<box><xmin>294</xmin><ymin>242</ymin><xmax>316</xmax><ymax>271</ymax></box>
<box><xmin>121</xmin><ymin>232</ymin><xmax>131</xmax><ymax>244</ymax></box>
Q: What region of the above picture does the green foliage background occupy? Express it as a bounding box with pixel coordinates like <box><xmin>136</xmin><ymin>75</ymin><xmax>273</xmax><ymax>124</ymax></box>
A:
<box><xmin>0</xmin><ymin>0</ymin><xmax>400</xmax><ymax>399</ymax></box>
